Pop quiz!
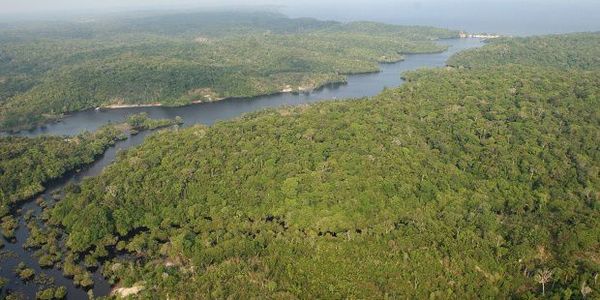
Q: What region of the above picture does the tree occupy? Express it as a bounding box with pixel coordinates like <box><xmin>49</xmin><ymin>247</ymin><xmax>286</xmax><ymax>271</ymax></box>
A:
<box><xmin>534</xmin><ymin>269</ymin><xmax>553</xmax><ymax>295</ymax></box>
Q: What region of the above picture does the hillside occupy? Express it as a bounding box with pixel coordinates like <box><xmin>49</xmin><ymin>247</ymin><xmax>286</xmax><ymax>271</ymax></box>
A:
<box><xmin>0</xmin><ymin>11</ymin><xmax>458</xmax><ymax>131</ymax></box>
<box><xmin>447</xmin><ymin>32</ymin><xmax>600</xmax><ymax>70</ymax></box>
<box><xmin>40</xmin><ymin>34</ymin><xmax>600</xmax><ymax>298</ymax></box>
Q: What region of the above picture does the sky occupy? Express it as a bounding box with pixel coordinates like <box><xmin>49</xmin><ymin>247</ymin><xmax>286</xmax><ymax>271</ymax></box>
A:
<box><xmin>1</xmin><ymin>0</ymin><xmax>599</xmax><ymax>35</ymax></box>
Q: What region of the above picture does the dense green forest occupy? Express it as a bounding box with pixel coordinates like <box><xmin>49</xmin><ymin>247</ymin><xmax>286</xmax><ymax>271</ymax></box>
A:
<box><xmin>37</xmin><ymin>33</ymin><xmax>600</xmax><ymax>298</ymax></box>
<box><xmin>0</xmin><ymin>113</ymin><xmax>180</xmax><ymax>240</ymax></box>
<box><xmin>0</xmin><ymin>126</ymin><xmax>125</xmax><ymax>213</ymax></box>
<box><xmin>448</xmin><ymin>33</ymin><xmax>600</xmax><ymax>70</ymax></box>
<box><xmin>0</xmin><ymin>11</ymin><xmax>458</xmax><ymax>131</ymax></box>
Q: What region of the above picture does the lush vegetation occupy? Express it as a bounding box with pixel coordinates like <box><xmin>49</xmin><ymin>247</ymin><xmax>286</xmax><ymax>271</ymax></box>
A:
<box><xmin>0</xmin><ymin>11</ymin><xmax>458</xmax><ymax>131</ymax></box>
<box><xmin>448</xmin><ymin>32</ymin><xmax>600</xmax><ymax>70</ymax></box>
<box><xmin>126</xmin><ymin>113</ymin><xmax>183</xmax><ymax>132</ymax></box>
<box><xmin>0</xmin><ymin>125</ymin><xmax>127</xmax><ymax>218</ymax></box>
<box><xmin>0</xmin><ymin>113</ymin><xmax>180</xmax><ymax>237</ymax></box>
<box><xmin>0</xmin><ymin>114</ymin><xmax>180</xmax><ymax>299</ymax></box>
<box><xmin>41</xmin><ymin>34</ymin><xmax>600</xmax><ymax>298</ymax></box>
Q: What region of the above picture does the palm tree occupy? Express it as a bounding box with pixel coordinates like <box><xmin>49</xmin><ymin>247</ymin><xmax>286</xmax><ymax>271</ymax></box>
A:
<box><xmin>534</xmin><ymin>268</ymin><xmax>553</xmax><ymax>295</ymax></box>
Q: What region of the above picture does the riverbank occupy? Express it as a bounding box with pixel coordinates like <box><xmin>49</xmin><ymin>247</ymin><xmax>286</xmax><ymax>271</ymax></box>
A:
<box><xmin>0</xmin><ymin>115</ymin><xmax>182</xmax><ymax>299</ymax></box>
<box><xmin>1</xmin><ymin>38</ymin><xmax>484</xmax><ymax>299</ymax></box>
<box><xmin>97</xmin><ymin>82</ymin><xmax>336</xmax><ymax>111</ymax></box>
<box><xmin>5</xmin><ymin>38</ymin><xmax>482</xmax><ymax>138</ymax></box>
<box><xmin>459</xmin><ymin>31</ymin><xmax>503</xmax><ymax>39</ymax></box>
<box><xmin>0</xmin><ymin>133</ymin><xmax>154</xmax><ymax>299</ymax></box>
<box><xmin>1</xmin><ymin>45</ymin><xmax>450</xmax><ymax>133</ymax></box>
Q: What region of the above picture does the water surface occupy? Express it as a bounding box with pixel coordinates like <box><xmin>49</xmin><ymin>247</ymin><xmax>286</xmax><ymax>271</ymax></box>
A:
<box><xmin>0</xmin><ymin>131</ymin><xmax>152</xmax><ymax>299</ymax></box>
<box><xmin>2</xmin><ymin>38</ymin><xmax>482</xmax><ymax>299</ymax></box>
<box><xmin>20</xmin><ymin>38</ymin><xmax>482</xmax><ymax>137</ymax></box>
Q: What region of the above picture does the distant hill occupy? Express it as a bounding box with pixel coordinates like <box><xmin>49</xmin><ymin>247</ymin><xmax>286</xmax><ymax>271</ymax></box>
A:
<box><xmin>448</xmin><ymin>32</ymin><xmax>600</xmax><ymax>70</ymax></box>
<box><xmin>0</xmin><ymin>11</ymin><xmax>458</xmax><ymax>131</ymax></box>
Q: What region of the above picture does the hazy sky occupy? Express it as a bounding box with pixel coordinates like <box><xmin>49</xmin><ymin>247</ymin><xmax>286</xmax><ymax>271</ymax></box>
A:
<box><xmin>1</xmin><ymin>0</ymin><xmax>599</xmax><ymax>35</ymax></box>
<box><xmin>4</xmin><ymin>0</ymin><xmax>275</xmax><ymax>13</ymax></box>
<box><xmin>2</xmin><ymin>0</ymin><xmax>597</xmax><ymax>14</ymax></box>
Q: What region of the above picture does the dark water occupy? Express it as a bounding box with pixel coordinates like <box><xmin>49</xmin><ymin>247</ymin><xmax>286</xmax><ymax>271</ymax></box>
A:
<box><xmin>0</xmin><ymin>131</ymin><xmax>152</xmax><ymax>299</ymax></box>
<box><xmin>2</xmin><ymin>38</ymin><xmax>482</xmax><ymax>299</ymax></box>
<box><xmin>19</xmin><ymin>38</ymin><xmax>482</xmax><ymax>137</ymax></box>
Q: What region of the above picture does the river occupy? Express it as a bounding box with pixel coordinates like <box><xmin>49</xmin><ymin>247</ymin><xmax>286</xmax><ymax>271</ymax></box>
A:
<box><xmin>19</xmin><ymin>38</ymin><xmax>482</xmax><ymax>137</ymax></box>
<box><xmin>1</xmin><ymin>38</ymin><xmax>482</xmax><ymax>299</ymax></box>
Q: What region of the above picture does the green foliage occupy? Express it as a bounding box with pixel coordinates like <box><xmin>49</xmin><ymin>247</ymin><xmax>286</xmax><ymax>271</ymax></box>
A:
<box><xmin>0</xmin><ymin>11</ymin><xmax>458</xmax><ymax>131</ymax></box>
<box><xmin>54</xmin><ymin>286</ymin><xmax>67</xmax><ymax>299</ymax></box>
<box><xmin>47</xmin><ymin>33</ymin><xmax>600</xmax><ymax>298</ymax></box>
<box><xmin>36</xmin><ymin>288</ymin><xmax>55</xmax><ymax>300</ymax></box>
<box><xmin>127</xmin><ymin>112</ymin><xmax>182</xmax><ymax>131</ymax></box>
<box><xmin>448</xmin><ymin>32</ymin><xmax>600</xmax><ymax>70</ymax></box>
<box><xmin>35</xmin><ymin>286</ymin><xmax>67</xmax><ymax>299</ymax></box>
<box><xmin>16</xmin><ymin>263</ymin><xmax>35</xmax><ymax>281</ymax></box>
<box><xmin>0</xmin><ymin>124</ymin><xmax>127</xmax><ymax>217</ymax></box>
<box><xmin>24</xmin><ymin>217</ymin><xmax>64</xmax><ymax>268</ymax></box>
<box><xmin>0</xmin><ymin>113</ymin><xmax>177</xmax><ymax>248</ymax></box>
<box><xmin>0</xmin><ymin>215</ymin><xmax>18</xmax><ymax>239</ymax></box>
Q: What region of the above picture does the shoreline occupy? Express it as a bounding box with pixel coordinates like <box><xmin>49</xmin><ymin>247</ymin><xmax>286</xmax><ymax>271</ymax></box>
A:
<box><xmin>0</xmin><ymin>37</ymin><xmax>485</xmax><ymax>297</ymax></box>
<box><xmin>97</xmin><ymin>80</ymin><xmax>350</xmax><ymax>111</ymax></box>
<box><xmin>93</xmin><ymin>55</ymin><xmax>426</xmax><ymax>112</ymax></box>
<box><xmin>1</xmin><ymin>37</ymin><xmax>476</xmax><ymax>134</ymax></box>
<box><xmin>100</xmin><ymin>103</ymin><xmax>164</xmax><ymax>109</ymax></box>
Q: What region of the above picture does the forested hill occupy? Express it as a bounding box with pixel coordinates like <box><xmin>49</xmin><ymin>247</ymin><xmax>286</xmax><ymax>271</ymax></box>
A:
<box><xmin>43</xmin><ymin>34</ymin><xmax>600</xmax><ymax>298</ymax></box>
<box><xmin>0</xmin><ymin>11</ymin><xmax>455</xmax><ymax>41</ymax></box>
<box><xmin>448</xmin><ymin>32</ymin><xmax>600</xmax><ymax>70</ymax></box>
<box><xmin>0</xmin><ymin>11</ymin><xmax>458</xmax><ymax>131</ymax></box>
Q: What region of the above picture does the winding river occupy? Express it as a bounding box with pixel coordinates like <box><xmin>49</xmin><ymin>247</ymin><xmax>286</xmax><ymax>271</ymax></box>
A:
<box><xmin>1</xmin><ymin>38</ymin><xmax>482</xmax><ymax>299</ymax></box>
<box><xmin>18</xmin><ymin>38</ymin><xmax>482</xmax><ymax>137</ymax></box>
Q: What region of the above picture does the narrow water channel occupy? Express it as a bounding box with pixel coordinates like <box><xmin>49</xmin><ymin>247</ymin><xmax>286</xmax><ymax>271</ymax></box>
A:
<box><xmin>1</xmin><ymin>132</ymin><xmax>153</xmax><ymax>299</ymax></box>
<box><xmin>1</xmin><ymin>38</ymin><xmax>483</xmax><ymax>299</ymax></box>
